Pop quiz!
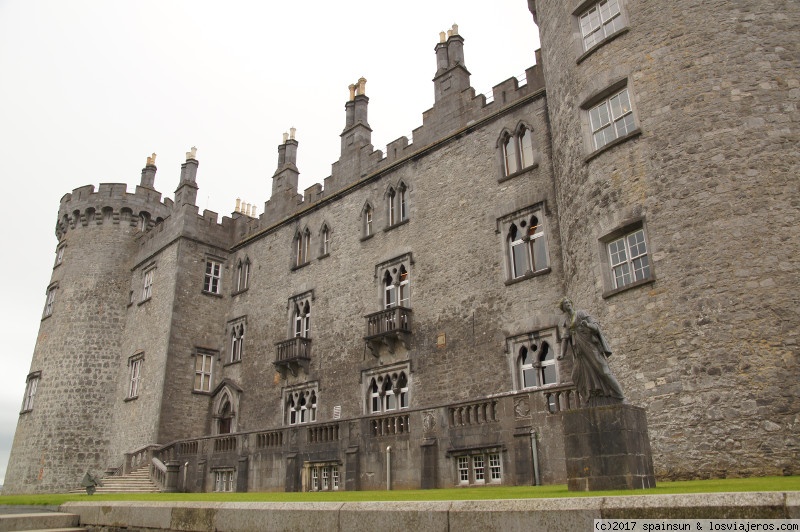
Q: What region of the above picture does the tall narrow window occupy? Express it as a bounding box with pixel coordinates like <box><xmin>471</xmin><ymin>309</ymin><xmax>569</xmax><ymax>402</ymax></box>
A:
<box><xmin>473</xmin><ymin>455</ymin><xmax>485</xmax><ymax>483</ymax></box>
<box><xmin>142</xmin><ymin>268</ymin><xmax>154</xmax><ymax>300</ymax></box>
<box><xmin>22</xmin><ymin>373</ymin><xmax>40</xmax><ymax>412</ymax></box>
<box><xmin>303</xmin><ymin>229</ymin><xmax>311</xmax><ymax>264</ymax></box>
<box><xmin>364</xmin><ymin>205</ymin><xmax>373</xmax><ymax>237</ymax></box>
<box><xmin>43</xmin><ymin>286</ymin><xmax>56</xmax><ymax>317</ymax></box>
<box><xmin>387</xmin><ymin>187</ymin><xmax>396</xmax><ymax>226</ymax></box>
<box><xmin>230</xmin><ymin>322</ymin><xmax>245</xmax><ymax>363</ymax></box>
<box><xmin>503</xmin><ymin>135</ymin><xmax>518</xmax><ymax>175</ymax></box>
<box><xmin>236</xmin><ymin>259</ymin><xmax>250</xmax><ymax>292</ymax></box>
<box><xmin>458</xmin><ymin>456</ymin><xmax>470</xmax><ymax>484</ymax></box>
<box><xmin>519</xmin><ymin>128</ymin><xmax>534</xmax><ymax>168</ymax></box>
<box><xmin>128</xmin><ymin>356</ymin><xmax>143</xmax><ymax>399</ymax></box>
<box><xmin>321</xmin><ymin>225</ymin><xmax>330</xmax><ymax>255</ymax></box>
<box><xmin>398</xmin><ymin>266</ymin><xmax>410</xmax><ymax>308</ymax></box>
<box><xmin>399</xmin><ymin>184</ymin><xmax>408</xmax><ymax>222</ymax></box>
<box><xmin>539</xmin><ymin>342</ymin><xmax>557</xmax><ymax>385</ymax></box>
<box><xmin>55</xmin><ymin>244</ymin><xmax>65</xmax><ymax>266</ymax></box>
<box><xmin>204</xmin><ymin>260</ymin><xmax>222</xmax><ymax>294</ymax></box>
<box><xmin>384</xmin><ymin>271</ymin><xmax>396</xmax><ymax>309</ymax></box>
<box><xmin>194</xmin><ymin>351</ymin><xmax>213</xmax><ymax>392</ymax></box>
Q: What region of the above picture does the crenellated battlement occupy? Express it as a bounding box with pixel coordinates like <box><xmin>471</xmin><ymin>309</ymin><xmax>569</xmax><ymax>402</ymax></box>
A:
<box><xmin>256</xmin><ymin>44</ymin><xmax>545</xmax><ymax>229</ymax></box>
<box><xmin>56</xmin><ymin>182</ymin><xmax>174</xmax><ymax>239</ymax></box>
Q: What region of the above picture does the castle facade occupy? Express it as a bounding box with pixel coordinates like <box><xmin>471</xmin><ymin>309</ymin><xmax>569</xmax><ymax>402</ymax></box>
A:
<box><xmin>5</xmin><ymin>0</ymin><xmax>798</xmax><ymax>494</ymax></box>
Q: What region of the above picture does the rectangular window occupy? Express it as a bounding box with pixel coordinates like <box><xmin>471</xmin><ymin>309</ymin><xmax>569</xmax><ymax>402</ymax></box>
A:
<box><xmin>458</xmin><ymin>456</ymin><xmax>469</xmax><ymax>484</ymax></box>
<box><xmin>22</xmin><ymin>373</ymin><xmax>40</xmax><ymax>412</ymax></box>
<box><xmin>608</xmin><ymin>228</ymin><xmax>650</xmax><ymax>289</ymax></box>
<box><xmin>128</xmin><ymin>356</ymin><xmax>143</xmax><ymax>399</ymax></box>
<box><xmin>489</xmin><ymin>454</ymin><xmax>502</xmax><ymax>481</ymax></box>
<box><xmin>142</xmin><ymin>268</ymin><xmax>154</xmax><ymax>300</ymax></box>
<box><xmin>194</xmin><ymin>352</ymin><xmax>213</xmax><ymax>392</ymax></box>
<box><xmin>43</xmin><ymin>287</ymin><xmax>56</xmax><ymax>317</ymax></box>
<box><xmin>332</xmin><ymin>466</ymin><xmax>340</xmax><ymax>490</ymax></box>
<box><xmin>203</xmin><ymin>260</ymin><xmax>222</xmax><ymax>294</ymax></box>
<box><xmin>589</xmin><ymin>88</ymin><xmax>635</xmax><ymax>151</ymax></box>
<box><xmin>580</xmin><ymin>0</ymin><xmax>623</xmax><ymax>51</ymax></box>
<box><xmin>55</xmin><ymin>245</ymin><xmax>65</xmax><ymax>266</ymax></box>
<box><xmin>472</xmin><ymin>455</ymin><xmax>485</xmax><ymax>483</ymax></box>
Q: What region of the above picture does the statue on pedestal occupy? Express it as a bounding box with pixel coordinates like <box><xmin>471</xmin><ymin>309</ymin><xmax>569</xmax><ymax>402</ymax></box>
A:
<box><xmin>559</xmin><ymin>297</ymin><xmax>624</xmax><ymax>406</ymax></box>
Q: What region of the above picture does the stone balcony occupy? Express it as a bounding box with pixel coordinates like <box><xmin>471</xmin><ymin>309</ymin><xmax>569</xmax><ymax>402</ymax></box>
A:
<box><xmin>274</xmin><ymin>336</ymin><xmax>311</xmax><ymax>378</ymax></box>
<box><xmin>364</xmin><ymin>306</ymin><xmax>412</xmax><ymax>355</ymax></box>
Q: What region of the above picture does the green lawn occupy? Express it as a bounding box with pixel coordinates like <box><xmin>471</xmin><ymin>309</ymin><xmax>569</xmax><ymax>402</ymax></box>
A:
<box><xmin>1</xmin><ymin>476</ymin><xmax>797</xmax><ymax>507</ymax></box>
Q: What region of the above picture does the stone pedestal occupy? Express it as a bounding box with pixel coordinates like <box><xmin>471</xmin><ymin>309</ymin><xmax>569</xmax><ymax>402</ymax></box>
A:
<box><xmin>563</xmin><ymin>403</ymin><xmax>656</xmax><ymax>491</ymax></box>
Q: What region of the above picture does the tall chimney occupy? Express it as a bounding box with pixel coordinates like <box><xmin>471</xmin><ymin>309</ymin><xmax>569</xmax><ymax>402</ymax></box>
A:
<box><xmin>140</xmin><ymin>153</ymin><xmax>157</xmax><ymax>189</ymax></box>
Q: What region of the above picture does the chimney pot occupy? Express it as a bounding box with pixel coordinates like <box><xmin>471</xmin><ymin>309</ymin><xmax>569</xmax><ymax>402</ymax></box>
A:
<box><xmin>439</xmin><ymin>31</ymin><xmax>446</xmax><ymax>43</ymax></box>
<box><xmin>283</xmin><ymin>132</ymin><xmax>289</xmax><ymax>143</ymax></box>
<box><xmin>235</xmin><ymin>198</ymin><xmax>241</xmax><ymax>212</ymax></box>
<box><xmin>290</xmin><ymin>127</ymin><xmax>296</xmax><ymax>140</ymax></box>
<box><xmin>186</xmin><ymin>146</ymin><xmax>197</xmax><ymax>160</ymax></box>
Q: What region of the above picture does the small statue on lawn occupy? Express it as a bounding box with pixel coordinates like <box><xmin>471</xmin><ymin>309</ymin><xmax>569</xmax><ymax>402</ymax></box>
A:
<box><xmin>81</xmin><ymin>471</ymin><xmax>103</xmax><ymax>495</ymax></box>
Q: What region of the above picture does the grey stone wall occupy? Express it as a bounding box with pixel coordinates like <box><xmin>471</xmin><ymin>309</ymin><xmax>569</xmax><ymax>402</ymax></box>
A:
<box><xmin>531</xmin><ymin>0</ymin><xmax>800</xmax><ymax>478</ymax></box>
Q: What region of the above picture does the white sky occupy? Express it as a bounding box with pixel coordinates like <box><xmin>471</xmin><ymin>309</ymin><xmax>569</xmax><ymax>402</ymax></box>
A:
<box><xmin>0</xmin><ymin>0</ymin><xmax>540</xmax><ymax>485</ymax></box>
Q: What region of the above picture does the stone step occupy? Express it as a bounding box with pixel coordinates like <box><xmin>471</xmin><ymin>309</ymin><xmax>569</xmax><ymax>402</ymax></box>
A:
<box><xmin>0</xmin><ymin>512</ymin><xmax>80</xmax><ymax>532</ymax></box>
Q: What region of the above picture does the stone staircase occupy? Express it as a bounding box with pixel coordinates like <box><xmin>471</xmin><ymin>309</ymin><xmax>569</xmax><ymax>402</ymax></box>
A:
<box><xmin>0</xmin><ymin>512</ymin><xmax>84</xmax><ymax>531</ymax></box>
<box><xmin>70</xmin><ymin>467</ymin><xmax>160</xmax><ymax>494</ymax></box>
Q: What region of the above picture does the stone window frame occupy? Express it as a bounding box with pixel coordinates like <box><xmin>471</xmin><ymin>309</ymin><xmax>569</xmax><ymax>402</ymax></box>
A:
<box><xmin>126</xmin><ymin>352</ymin><xmax>144</xmax><ymax>401</ymax></box>
<box><xmin>506</xmin><ymin>328</ymin><xmax>563</xmax><ymax>392</ymax></box>
<box><xmin>448</xmin><ymin>446</ymin><xmax>505</xmax><ymax>486</ymax></box>
<box><xmin>212</xmin><ymin>468</ymin><xmax>235</xmax><ymax>492</ymax></box>
<box><xmin>233</xmin><ymin>257</ymin><xmax>251</xmax><ymax>295</ymax></box>
<box><xmin>283</xmin><ymin>381</ymin><xmax>319</xmax><ymax>426</ymax></box>
<box><xmin>599</xmin><ymin>217</ymin><xmax>655</xmax><ymax>298</ymax></box>
<box><xmin>319</xmin><ymin>223</ymin><xmax>332</xmax><ymax>259</ymax></box>
<box><xmin>375</xmin><ymin>253</ymin><xmax>413</xmax><ymax>310</ymax></box>
<box><xmin>573</xmin><ymin>0</ymin><xmax>630</xmax><ymax>64</ymax></box>
<box><xmin>141</xmin><ymin>264</ymin><xmax>155</xmax><ymax>302</ymax></box>
<box><xmin>292</xmin><ymin>226</ymin><xmax>312</xmax><ymax>269</ymax></box>
<box><xmin>226</xmin><ymin>316</ymin><xmax>246</xmax><ymax>365</ymax></box>
<box><xmin>497</xmin><ymin>203</ymin><xmax>551</xmax><ymax>285</ymax></box>
<box><xmin>384</xmin><ymin>180</ymin><xmax>410</xmax><ymax>231</ymax></box>
<box><xmin>193</xmin><ymin>347</ymin><xmax>216</xmax><ymax>394</ymax></box>
<box><xmin>21</xmin><ymin>371</ymin><xmax>41</xmax><ymax>413</ymax></box>
<box><xmin>580</xmin><ymin>78</ymin><xmax>642</xmax><ymax>162</ymax></box>
<box><xmin>303</xmin><ymin>460</ymin><xmax>341</xmax><ymax>492</ymax></box>
<box><xmin>360</xmin><ymin>201</ymin><xmax>375</xmax><ymax>241</ymax></box>
<box><xmin>42</xmin><ymin>282</ymin><xmax>57</xmax><ymax>319</ymax></box>
<box><xmin>54</xmin><ymin>242</ymin><xmax>66</xmax><ymax>268</ymax></box>
<box><xmin>497</xmin><ymin>122</ymin><xmax>538</xmax><ymax>182</ymax></box>
<box><xmin>363</xmin><ymin>362</ymin><xmax>411</xmax><ymax>415</ymax></box>
<box><xmin>202</xmin><ymin>257</ymin><xmax>224</xmax><ymax>295</ymax></box>
<box><xmin>289</xmin><ymin>291</ymin><xmax>313</xmax><ymax>340</ymax></box>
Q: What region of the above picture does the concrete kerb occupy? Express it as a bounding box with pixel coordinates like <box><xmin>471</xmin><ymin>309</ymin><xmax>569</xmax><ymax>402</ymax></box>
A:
<box><xmin>60</xmin><ymin>492</ymin><xmax>800</xmax><ymax>532</ymax></box>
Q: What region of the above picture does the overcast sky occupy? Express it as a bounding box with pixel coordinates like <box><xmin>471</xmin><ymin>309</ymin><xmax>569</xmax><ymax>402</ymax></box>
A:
<box><xmin>0</xmin><ymin>0</ymin><xmax>540</xmax><ymax>485</ymax></box>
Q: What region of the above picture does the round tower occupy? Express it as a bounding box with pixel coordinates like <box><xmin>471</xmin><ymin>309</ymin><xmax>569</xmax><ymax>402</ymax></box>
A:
<box><xmin>4</xmin><ymin>162</ymin><xmax>172</xmax><ymax>493</ymax></box>
<box><xmin>530</xmin><ymin>0</ymin><xmax>799</xmax><ymax>478</ymax></box>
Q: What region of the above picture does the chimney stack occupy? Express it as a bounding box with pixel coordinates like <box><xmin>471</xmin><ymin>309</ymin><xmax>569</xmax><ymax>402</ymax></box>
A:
<box><xmin>140</xmin><ymin>153</ymin><xmax>157</xmax><ymax>189</ymax></box>
<box><xmin>174</xmin><ymin>147</ymin><xmax>199</xmax><ymax>209</ymax></box>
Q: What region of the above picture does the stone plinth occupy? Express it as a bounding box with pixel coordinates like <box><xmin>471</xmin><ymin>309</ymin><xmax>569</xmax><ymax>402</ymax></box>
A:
<box><xmin>562</xmin><ymin>403</ymin><xmax>655</xmax><ymax>491</ymax></box>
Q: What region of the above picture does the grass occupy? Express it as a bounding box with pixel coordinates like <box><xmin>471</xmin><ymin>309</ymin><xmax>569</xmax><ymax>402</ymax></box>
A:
<box><xmin>0</xmin><ymin>476</ymin><xmax>797</xmax><ymax>507</ymax></box>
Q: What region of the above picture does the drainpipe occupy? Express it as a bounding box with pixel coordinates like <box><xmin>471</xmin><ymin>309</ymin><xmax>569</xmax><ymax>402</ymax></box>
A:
<box><xmin>530</xmin><ymin>430</ymin><xmax>541</xmax><ymax>486</ymax></box>
<box><xmin>386</xmin><ymin>446</ymin><xmax>392</xmax><ymax>490</ymax></box>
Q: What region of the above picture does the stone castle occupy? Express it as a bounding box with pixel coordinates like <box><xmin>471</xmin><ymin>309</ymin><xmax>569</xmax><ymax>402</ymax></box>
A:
<box><xmin>5</xmin><ymin>0</ymin><xmax>798</xmax><ymax>494</ymax></box>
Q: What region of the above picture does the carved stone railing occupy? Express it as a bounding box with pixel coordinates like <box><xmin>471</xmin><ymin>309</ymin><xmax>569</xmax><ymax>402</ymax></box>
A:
<box><xmin>370</xmin><ymin>413</ymin><xmax>410</xmax><ymax>437</ymax></box>
<box><xmin>542</xmin><ymin>384</ymin><xmax>578</xmax><ymax>413</ymax></box>
<box><xmin>256</xmin><ymin>430</ymin><xmax>284</xmax><ymax>449</ymax></box>
<box><xmin>274</xmin><ymin>337</ymin><xmax>312</xmax><ymax>378</ymax></box>
<box><xmin>364</xmin><ymin>306</ymin><xmax>412</xmax><ymax>355</ymax></box>
<box><xmin>449</xmin><ymin>399</ymin><xmax>499</xmax><ymax>427</ymax></box>
<box><xmin>308</xmin><ymin>423</ymin><xmax>340</xmax><ymax>444</ymax></box>
<box><xmin>124</xmin><ymin>444</ymin><xmax>161</xmax><ymax>474</ymax></box>
<box><xmin>178</xmin><ymin>441</ymin><xmax>199</xmax><ymax>455</ymax></box>
<box><xmin>151</xmin><ymin>457</ymin><xmax>167</xmax><ymax>490</ymax></box>
<box><xmin>214</xmin><ymin>435</ymin><xmax>238</xmax><ymax>453</ymax></box>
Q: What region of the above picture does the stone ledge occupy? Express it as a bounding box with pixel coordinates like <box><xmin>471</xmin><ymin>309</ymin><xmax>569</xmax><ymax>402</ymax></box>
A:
<box><xmin>60</xmin><ymin>492</ymin><xmax>799</xmax><ymax>532</ymax></box>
